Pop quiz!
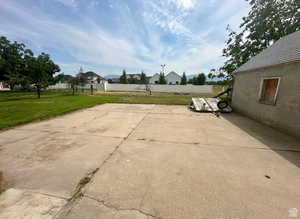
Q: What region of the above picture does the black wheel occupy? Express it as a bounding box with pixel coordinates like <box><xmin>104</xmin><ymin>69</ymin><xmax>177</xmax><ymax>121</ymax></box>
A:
<box><xmin>217</xmin><ymin>100</ymin><xmax>229</xmax><ymax>110</ymax></box>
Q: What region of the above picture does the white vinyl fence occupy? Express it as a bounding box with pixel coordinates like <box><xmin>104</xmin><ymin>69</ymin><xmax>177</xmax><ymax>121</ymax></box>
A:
<box><xmin>48</xmin><ymin>81</ymin><xmax>216</xmax><ymax>94</ymax></box>
<box><xmin>106</xmin><ymin>83</ymin><xmax>213</xmax><ymax>94</ymax></box>
<box><xmin>48</xmin><ymin>82</ymin><xmax>106</xmax><ymax>90</ymax></box>
<box><xmin>48</xmin><ymin>83</ymin><xmax>70</xmax><ymax>89</ymax></box>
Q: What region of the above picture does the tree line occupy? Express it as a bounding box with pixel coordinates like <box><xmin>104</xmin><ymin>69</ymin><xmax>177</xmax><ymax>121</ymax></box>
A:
<box><xmin>157</xmin><ymin>72</ymin><xmax>206</xmax><ymax>85</ymax></box>
<box><xmin>119</xmin><ymin>70</ymin><xmax>208</xmax><ymax>85</ymax></box>
<box><xmin>0</xmin><ymin>36</ymin><xmax>61</xmax><ymax>98</ymax></box>
<box><xmin>119</xmin><ymin>70</ymin><xmax>148</xmax><ymax>84</ymax></box>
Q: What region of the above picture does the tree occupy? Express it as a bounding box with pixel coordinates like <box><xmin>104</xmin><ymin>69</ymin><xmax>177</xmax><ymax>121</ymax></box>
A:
<box><xmin>207</xmin><ymin>69</ymin><xmax>217</xmax><ymax>81</ymax></box>
<box><xmin>0</xmin><ymin>36</ymin><xmax>61</xmax><ymax>93</ymax></box>
<box><xmin>120</xmin><ymin>69</ymin><xmax>128</xmax><ymax>84</ymax></box>
<box><xmin>128</xmin><ymin>77</ymin><xmax>137</xmax><ymax>84</ymax></box>
<box><xmin>140</xmin><ymin>71</ymin><xmax>147</xmax><ymax>84</ymax></box>
<box><xmin>27</xmin><ymin>53</ymin><xmax>60</xmax><ymax>98</ymax></box>
<box><xmin>189</xmin><ymin>73</ymin><xmax>206</xmax><ymax>85</ymax></box>
<box><xmin>217</xmin><ymin>72</ymin><xmax>225</xmax><ymax>79</ymax></box>
<box><xmin>196</xmin><ymin>73</ymin><xmax>206</xmax><ymax>85</ymax></box>
<box><xmin>0</xmin><ymin>36</ymin><xmax>33</xmax><ymax>89</ymax></box>
<box><xmin>187</xmin><ymin>78</ymin><xmax>194</xmax><ymax>84</ymax></box>
<box><xmin>180</xmin><ymin>72</ymin><xmax>187</xmax><ymax>85</ymax></box>
<box><xmin>221</xmin><ymin>0</ymin><xmax>300</xmax><ymax>76</ymax></box>
<box><xmin>158</xmin><ymin>72</ymin><xmax>167</xmax><ymax>84</ymax></box>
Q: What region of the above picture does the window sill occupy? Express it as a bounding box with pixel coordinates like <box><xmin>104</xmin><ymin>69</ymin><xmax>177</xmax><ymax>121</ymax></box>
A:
<box><xmin>259</xmin><ymin>100</ymin><xmax>276</xmax><ymax>105</ymax></box>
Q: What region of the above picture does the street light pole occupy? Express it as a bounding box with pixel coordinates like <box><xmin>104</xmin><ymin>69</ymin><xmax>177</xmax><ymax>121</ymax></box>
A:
<box><xmin>161</xmin><ymin>64</ymin><xmax>166</xmax><ymax>74</ymax></box>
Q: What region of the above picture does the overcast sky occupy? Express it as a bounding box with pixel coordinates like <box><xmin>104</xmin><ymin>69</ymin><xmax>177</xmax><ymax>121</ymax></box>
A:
<box><xmin>0</xmin><ymin>0</ymin><xmax>250</xmax><ymax>76</ymax></box>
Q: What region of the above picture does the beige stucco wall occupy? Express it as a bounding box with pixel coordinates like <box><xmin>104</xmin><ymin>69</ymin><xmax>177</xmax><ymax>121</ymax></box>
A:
<box><xmin>232</xmin><ymin>62</ymin><xmax>300</xmax><ymax>138</ymax></box>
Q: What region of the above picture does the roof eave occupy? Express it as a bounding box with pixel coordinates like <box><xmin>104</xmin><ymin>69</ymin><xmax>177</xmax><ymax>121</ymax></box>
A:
<box><xmin>234</xmin><ymin>59</ymin><xmax>300</xmax><ymax>75</ymax></box>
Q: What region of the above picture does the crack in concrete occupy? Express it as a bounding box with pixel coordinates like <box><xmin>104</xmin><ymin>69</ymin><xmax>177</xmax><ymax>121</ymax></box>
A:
<box><xmin>57</xmin><ymin>112</ymin><xmax>151</xmax><ymax>217</ymax></box>
<box><xmin>70</xmin><ymin>168</ymin><xmax>99</xmax><ymax>201</ymax></box>
<box><xmin>42</xmin><ymin>204</ymin><xmax>63</xmax><ymax>216</ymax></box>
<box><xmin>23</xmin><ymin>189</ymin><xmax>68</xmax><ymax>200</ymax></box>
<box><xmin>134</xmin><ymin>138</ymin><xmax>300</xmax><ymax>153</ymax></box>
<box><xmin>69</xmin><ymin>135</ymin><xmax>127</xmax><ymax>201</ymax></box>
<box><xmin>125</xmin><ymin>112</ymin><xmax>149</xmax><ymax>140</ymax></box>
<box><xmin>85</xmin><ymin>195</ymin><xmax>161</xmax><ymax>219</ymax></box>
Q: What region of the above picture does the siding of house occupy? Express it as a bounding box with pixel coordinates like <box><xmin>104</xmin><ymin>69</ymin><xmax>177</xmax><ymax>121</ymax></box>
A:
<box><xmin>149</xmin><ymin>74</ymin><xmax>160</xmax><ymax>84</ymax></box>
<box><xmin>232</xmin><ymin>61</ymin><xmax>300</xmax><ymax>138</ymax></box>
<box><xmin>166</xmin><ymin>72</ymin><xmax>181</xmax><ymax>84</ymax></box>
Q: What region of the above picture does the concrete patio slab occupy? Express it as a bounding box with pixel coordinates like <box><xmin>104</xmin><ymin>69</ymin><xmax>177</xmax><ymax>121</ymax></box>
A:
<box><xmin>87</xmin><ymin>103</ymin><xmax>156</xmax><ymax>113</ymax></box>
<box><xmin>0</xmin><ymin>132</ymin><xmax>123</xmax><ymax>198</ymax></box>
<box><xmin>78</xmin><ymin>111</ymin><xmax>146</xmax><ymax>138</ymax></box>
<box><xmin>129</xmin><ymin>112</ymin><xmax>300</xmax><ymax>151</ymax></box>
<box><xmin>0</xmin><ymin>104</ymin><xmax>299</xmax><ymax>219</ymax></box>
<box><xmin>17</xmin><ymin>109</ymin><xmax>107</xmax><ymax>133</ymax></box>
<box><xmin>0</xmin><ymin>129</ymin><xmax>36</xmax><ymax>146</ymax></box>
<box><xmin>0</xmin><ymin>188</ymin><xmax>66</xmax><ymax>219</ymax></box>
<box><xmin>85</xmin><ymin>139</ymin><xmax>300</xmax><ymax>219</ymax></box>
<box><xmin>56</xmin><ymin>197</ymin><xmax>156</xmax><ymax>219</ymax></box>
<box><xmin>151</xmin><ymin>104</ymin><xmax>196</xmax><ymax>115</ymax></box>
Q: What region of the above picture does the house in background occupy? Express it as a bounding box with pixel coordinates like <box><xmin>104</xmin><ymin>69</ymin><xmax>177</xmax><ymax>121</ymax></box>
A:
<box><xmin>126</xmin><ymin>74</ymin><xmax>141</xmax><ymax>81</ymax></box>
<box><xmin>107</xmin><ymin>78</ymin><xmax>120</xmax><ymax>83</ymax></box>
<box><xmin>166</xmin><ymin>71</ymin><xmax>181</xmax><ymax>85</ymax></box>
<box><xmin>149</xmin><ymin>71</ymin><xmax>182</xmax><ymax>84</ymax></box>
<box><xmin>59</xmin><ymin>74</ymin><xmax>74</xmax><ymax>83</ymax></box>
<box><xmin>77</xmin><ymin>71</ymin><xmax>106</xmax><ymax>84</ymax></box>
<box><xmin>126</xmin><ymin>73</ymin><xmax>141</xmax><ymax>84</ymax></box>
<box><xmin>232</xmin><ymin>30</ymin><xmax>300</xmax><ymax>138</ymax></box>
<box><xmin>149</xmin><ymin>73</ymin><xmax>160</xmax><ymax>84</ymax></box>
<box><xmin>0</xmin><ymin>82</ymin><xmax>9</xmax><ymax>90</ymax></box>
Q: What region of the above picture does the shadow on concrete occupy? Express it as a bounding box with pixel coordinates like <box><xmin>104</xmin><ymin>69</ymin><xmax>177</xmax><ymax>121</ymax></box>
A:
<box><xmin>221</xmin><ymin>113</ymin><xmax>300</xmax><ymax>168</ymax></box>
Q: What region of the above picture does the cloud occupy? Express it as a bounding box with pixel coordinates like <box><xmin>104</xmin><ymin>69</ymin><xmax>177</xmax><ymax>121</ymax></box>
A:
<box><xmin>0</xmin><ymin>0</ymin><xmax>250</xmax><ymax>76</ymax></box>
<box><xmin>143</xmin><ymin>1</ymin><xmax>193</xmax><ymax>37</ymax></box>
<box><xmin>168</xmin><ymin>0</ymin><xmax>195</xmax><ymax>9</ymax></box>
<box><xmin>0</xmin><ymin>1</ymin><xmax>145</xmax><ymax>67</ymax></box>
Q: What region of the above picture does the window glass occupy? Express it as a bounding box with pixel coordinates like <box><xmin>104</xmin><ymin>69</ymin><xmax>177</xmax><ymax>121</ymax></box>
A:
<box><xmin>260</xmin><ymin>78</ymin><xmax>279</xmax><ymax>105</ymax></box>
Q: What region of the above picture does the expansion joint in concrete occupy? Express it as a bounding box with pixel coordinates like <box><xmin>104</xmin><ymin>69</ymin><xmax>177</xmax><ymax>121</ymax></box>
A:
<box><xmin>125</xmin><ymin>112</ymin><xmax>150</xmax><ymax>140</ymax></box>
<box><xmin>57</xmin><ymin>112</ymin><xmax>153</xmax><ymax>217</ymax></box>
<box><xmin>70</xmin><ymin>141</ymin><xmax>123</xmax><ymax>202</ymax></box>
<box><xmin>68</xmin><ymin>113</ymin><xmax>149</xmax><ymax>202</ymax></box>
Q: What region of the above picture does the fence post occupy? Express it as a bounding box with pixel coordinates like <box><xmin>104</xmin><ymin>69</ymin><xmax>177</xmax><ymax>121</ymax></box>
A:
<box><xmin>90</xmin><ymin>83</ymin><xmax>94</xmax><ymax>95</ymax></box>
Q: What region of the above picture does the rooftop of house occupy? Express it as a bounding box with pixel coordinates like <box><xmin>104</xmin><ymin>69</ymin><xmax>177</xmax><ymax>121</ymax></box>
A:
<box><xmin>166</xmin><ymin>71</ymin><xmax>181</xmax><ymax>77</ymax></box>
<box><xmin>127</xmin><ymin>73</ymin><xmax>141</xmax><ymax>76</ymax></box>
<box><xmin>150</xmin><ymin>72</ymin><xmax>181</xmax><ymax>78</ymax></box>
<box><xmin>126</xmin><ymin>74</ymin><xmax>141</xmax><ymax>78</ymax></box>
<box><xmin>235</xmin><ymin>30</ymin><xmax>300</xmax><ymax>73</ymax></box>
<box><xmin>77</xmin><ymin>71</ymin><xmax>105</xmax><ymax>80</ymax></box>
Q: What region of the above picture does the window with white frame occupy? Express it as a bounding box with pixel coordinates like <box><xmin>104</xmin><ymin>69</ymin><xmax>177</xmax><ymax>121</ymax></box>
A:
<box><xmin>259</xmin><ymin>77</ymin><xmax>280</xmax><ymax>105</ymax></box>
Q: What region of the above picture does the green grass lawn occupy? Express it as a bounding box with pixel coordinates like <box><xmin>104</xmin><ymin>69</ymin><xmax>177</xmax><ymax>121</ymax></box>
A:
<box><xmin>0</xmin><ymin>89</ymin><xmax>215</xmax><ymax>130</ymax></box>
